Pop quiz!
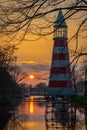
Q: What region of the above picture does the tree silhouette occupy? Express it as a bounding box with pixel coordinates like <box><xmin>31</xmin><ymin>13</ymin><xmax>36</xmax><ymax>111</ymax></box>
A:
<box><xmin>0</xmin><ymin>45</ymin><xmax>23</xmax><ymax>103</ymax></box>
<box><xmin>0</xmin><ymin>0</ymin><xmax>87</xmax><ymax>41</ymax></box>
<box><xmin>0</xmin><ymin>45</ymin><xmax>17</xmax><ymax>68</ymax></box>
<box><xmin>0</xmin><ymin>0</ymin><xmax>87</xmax><ymax>64</ymax></box>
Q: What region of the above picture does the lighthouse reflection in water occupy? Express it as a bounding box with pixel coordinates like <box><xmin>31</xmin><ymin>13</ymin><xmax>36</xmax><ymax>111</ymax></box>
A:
<box><xmin>3</xmin><ymin>96</ymin><xmax>87</xmax><ymax>130</ymax></box>
<box><xmin>17</xmin><ymin>97</ymin><xmax>87</xmax><ymax>130</ymax></box>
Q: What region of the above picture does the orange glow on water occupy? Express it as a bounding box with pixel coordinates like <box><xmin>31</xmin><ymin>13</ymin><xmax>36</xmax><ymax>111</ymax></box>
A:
<box><xmin>20</xmin><ymin>121</ymin><xmax>36</xmax><ymax>127</ymax></box>
<box><xmin>29</xmin><ymin>96</ymin><xmax>34</xmax><ymax>114</ymax></box>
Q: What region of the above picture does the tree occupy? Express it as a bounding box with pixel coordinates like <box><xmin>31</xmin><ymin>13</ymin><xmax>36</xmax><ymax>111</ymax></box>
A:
<box><xmin>0</xmin><ymin>45</ymin><xmax>25</xmax><ymax>102</ymax></box>
<box><xmin>0</xmin><ymin>0</ymin><xmax>87</xmax><ymax>41</ymax></box>
<box><xmin>35</xmin><ymin>82</ymin><xmax>47</xmax><ymax>89</ymax></box>
<box><xmin>0</xmin><ymin>45</ymin><xmax>26</xmax><ymax>84</ymax></box>
<box><xmin>0</xmin><ymin>0</ymin><xmax>87</xmax><ymax>64</ymax></box>
<box><xmin>0</xmin><ymin>68</ymin><xmax>18</xmax><ymax>101</ymax></box>
<box><xmin>0</xmin><ymin>45</ymin><xmax>17</xmax><ymax>68</ymax></box>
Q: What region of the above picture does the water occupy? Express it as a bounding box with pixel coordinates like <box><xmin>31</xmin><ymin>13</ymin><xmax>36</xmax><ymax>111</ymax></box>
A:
<box><xmin>0</xmin><ymin>96</ymin><xmax>87</xmax><ymax>130</ymax></box>
<box><xmin>5</xmin><ymin>96</ymin><xmax>46</xmax><ymax>130</ymax></box>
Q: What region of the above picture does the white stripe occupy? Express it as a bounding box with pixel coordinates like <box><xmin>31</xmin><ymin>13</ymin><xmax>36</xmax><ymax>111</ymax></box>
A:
<box><xmin>50</xmin><ymin>74</ymin><xmax>72</xmax><ymax>81</ymax></box>
<box><xmin>53</xmin><ymin>47</ymin><xmax>68</xmax><ymax>54</ymax></box>
<box><xmin>52</xmin><ymin>60</ymin><xmax>70</xmax><ymax>67</ymax></box>
<box><xmin>47</xmin><ymin>88</ymin><xmax>74</xmax><ymax>96</ymax></box>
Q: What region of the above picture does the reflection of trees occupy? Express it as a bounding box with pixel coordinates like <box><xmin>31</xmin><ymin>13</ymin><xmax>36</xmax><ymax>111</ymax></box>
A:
<box><xmin>0</xmin><ymin>103</ymin><xmax>19</xmax><ymax>130</ymax></box>
<box><xmin>5</xmin><ymin>111</ymin><xmax>31</xmax><ymax>130</ymax></box>
<box><xmin>5</xmin><ymin>114</ymin><xmax>20</xmax><ymax>130</ymax></box>
<box><xmin>0</xmin><ymin>108</ymin><xmax>12</xmax><ymax>130</ymax></box>
<box><xmin>85</xmin><ymin>106</ymin><xmax>87</xmax><ymax>130</ymax></box>
<box><xmin>0</xmin><ymin>102</ymin><xmax>24</xmax><ymax>130</ymax></box>
<box><xmin>35</xmin><ymin>100</ymin><xmax>46</xmax><ymax>107</ymax></box>
<box><xmin>54</xmin><ymin>100</ymin><xmax>69</xmax><ymax>126</ymax></box>
<box><xmin>45</xmin><ymin>96</ymin><xmax>76</xmax><ymax>130</ymax></box>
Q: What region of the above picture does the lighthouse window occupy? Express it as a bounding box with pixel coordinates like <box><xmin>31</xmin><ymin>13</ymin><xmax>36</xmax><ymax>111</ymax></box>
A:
<box><xmin>54</xmin><ymin>27</ymin><xmax>67</xmax><ymax>38</ymax></box>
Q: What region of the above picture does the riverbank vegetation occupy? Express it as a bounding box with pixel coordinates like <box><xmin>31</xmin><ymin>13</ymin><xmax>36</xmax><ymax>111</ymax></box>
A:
<box><xmin>0</xmin><ymin>45</ymin><xmax>24</xmax><ymax>104</ymax></box>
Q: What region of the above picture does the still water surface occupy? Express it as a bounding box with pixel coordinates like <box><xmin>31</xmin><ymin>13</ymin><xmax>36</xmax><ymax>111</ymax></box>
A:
<box><xmin>6</xmin><ymin>96</ymin><xmax>46</xmax><ymax>130</ymax></box>
<box><xmin>3</xmin><ymin>96</ymin><xmax>87</xmax><ymax>130</ymax></box>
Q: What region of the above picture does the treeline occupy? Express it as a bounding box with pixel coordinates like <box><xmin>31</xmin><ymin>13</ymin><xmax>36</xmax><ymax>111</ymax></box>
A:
<box><xmin>0</xmin><ymin>45</ymin><xmax>23</xmax><ymax>104</ymax></box>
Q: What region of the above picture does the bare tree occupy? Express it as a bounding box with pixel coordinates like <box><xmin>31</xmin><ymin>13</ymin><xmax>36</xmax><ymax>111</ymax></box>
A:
<box><xmin>0</xmin><ymin>0</ymin><xmax>87</xmax><ymax>41</ymax></box>
<box><xmin>9</xmin><ymin>66</ymin><xmax>27</xmax><ymax>85</ymax></box>
<box><xmin>0</xmin><ymin>44</ymin><xmax>26</xmax><ymax>86</ymax></box>
<box><xmin>0</xmin><ymin>45</ymin><xmax>17</xmax><ymax>68</ymax></box>
<box><xmin>0</xmin><ymin>0</ymin><xmax>87</xmax><ymax>65</ymax></box>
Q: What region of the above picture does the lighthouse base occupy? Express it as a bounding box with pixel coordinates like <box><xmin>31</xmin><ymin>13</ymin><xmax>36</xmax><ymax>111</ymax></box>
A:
<box><xmin>47</xmin><ymin>87</ymin><xmax>75</xmax><ymax>96</ymax></box>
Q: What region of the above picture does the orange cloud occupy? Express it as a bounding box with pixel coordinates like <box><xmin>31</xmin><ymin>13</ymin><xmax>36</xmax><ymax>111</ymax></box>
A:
<box><xmin>22</xmin><ymin>60</ymin><xmax>37</xmax><ymax>65</ymax></box>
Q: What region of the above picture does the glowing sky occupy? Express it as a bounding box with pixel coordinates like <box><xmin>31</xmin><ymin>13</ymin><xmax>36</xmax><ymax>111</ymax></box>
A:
<box><xmin>17</xmin><ymin>19</ymin><xmax>85</xmax><ymax>65</ymax></box>
<box><xmin>0</xmin><ymin>9</ymin><xmax>85</xmax><ymax>87</ymax></box>
<box><xmin>17</xmin><ymin>35</ymin><xmax>53</xmax><ymax>65</ymax></box>
<box><xmin>15</xmin><ymin>18</ymin><xmax>87</xmax><ymax>86</ymax></box>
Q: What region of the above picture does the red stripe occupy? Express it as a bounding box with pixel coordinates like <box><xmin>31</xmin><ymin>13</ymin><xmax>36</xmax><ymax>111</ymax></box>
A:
<box><xmin>49</xmin><ymin>81</ymin><xmax>72</xmax><ymax>87</ymax></box>
<box><xmin>52</xmin><ymin>54</ymin><xmax>69</xmax><ymax>60</ymax></box>
<box><xmin>50</xmin><ymin>67</ymin><xmax>71</xmax><ymax>73</ymax></box>
<box><xmin>54</xmin><ymin>40</ymin><xmax>67</xmax><ymax>46</ymax></box>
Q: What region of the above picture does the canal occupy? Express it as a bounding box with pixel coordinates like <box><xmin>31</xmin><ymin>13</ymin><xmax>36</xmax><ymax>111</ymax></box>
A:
<box><xmin>4</xmin><ymin>96</ymin><xmax>46</xmax><ymax>130</ymax></box>
<box><xmin>0</xmin><ymin>96</ymin><xmax>87</xmax><ymax>130</ymax></box>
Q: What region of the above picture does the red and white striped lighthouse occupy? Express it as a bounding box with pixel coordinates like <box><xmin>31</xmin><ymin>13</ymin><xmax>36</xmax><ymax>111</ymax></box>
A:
<box><xmin>48</xmin><ymin>10</ymin><xmax>74</xmax><ymax>96</ymax></box>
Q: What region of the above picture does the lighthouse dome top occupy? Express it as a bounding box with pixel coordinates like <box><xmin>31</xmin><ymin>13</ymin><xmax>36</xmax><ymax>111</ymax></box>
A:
<box><xmin>54</xmin><ymin>10</ymin><xmax>67</xmax><ymax>27</ymax></box>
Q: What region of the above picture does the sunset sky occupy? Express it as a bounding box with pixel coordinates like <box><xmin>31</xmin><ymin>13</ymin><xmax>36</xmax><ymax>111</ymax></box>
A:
<box><xmin>0</xmin><ymin>1</ymin><xmax>86</xmax><ymax>87</ymax></box>
<box><xmin>0</xmin><ymin>10</ymin><xmax>85</xmax><ymax>87</ymax></box>
<box><xmin>15</xmin><ymin>16</ymin><xmax>86</xmax><ymax>86</ymax></box>
<box><xmin>15</xmin><ymin>19</ymin><xmax>85</xmax><ymax>86</ymax></box>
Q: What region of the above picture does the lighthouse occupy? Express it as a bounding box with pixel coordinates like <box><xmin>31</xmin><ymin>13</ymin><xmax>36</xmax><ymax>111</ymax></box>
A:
<box><xmin>48</xmin><ymin>10</ymin><xmax>74</xmax><ymax>96</ymax></box>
